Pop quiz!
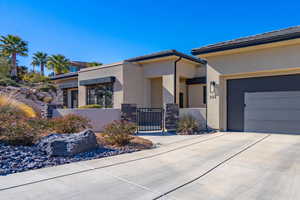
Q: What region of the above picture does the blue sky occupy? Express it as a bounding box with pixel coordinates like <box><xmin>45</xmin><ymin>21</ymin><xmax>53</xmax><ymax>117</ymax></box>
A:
<box><xmin>0</xmin><ymin>0</ymin><xmax>300</xmax><ymax>73</ymax></box>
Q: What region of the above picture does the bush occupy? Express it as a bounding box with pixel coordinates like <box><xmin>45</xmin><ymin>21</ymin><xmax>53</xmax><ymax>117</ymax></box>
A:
<box><xmin>0</xmin><ymin>95</ymin><xmax>37</xmax><ymax>118</ymax></box>
<box><xmin>50</xmin><ymin>114</ymin><xmax>92</xmax><ymax>133</ymax></box>
<box><xmin>177</xmin><ymin>115</ymin><xmax>199</xmax><ymax>135</ymax></box>
<box><xmin>0</xmin><ymin>77</ymin><xmax>19</xmax><ymax>87</ymax></box>
<box><xmin>103</xmin><ymin>120</ymin><xmax>137</xmax><ymax>146</ymax></box>
<box><xmin>79</xmin><ymin>104</ymin><xmax>103</xmax><ymax>109</ymax></box>
<box><xmin>22</xmin><ymin>73</ymin><xmax>50</xmax><ymax>84</ymax></box>
<box><xmin>0</xmin><ymin>105</ymin><xmax>45</xmax><ymax>145</ymax></box>
<box><xmin>37</xmin><ymin>83</ymin><xmax>57</xmax><ymax>93</ymax></box>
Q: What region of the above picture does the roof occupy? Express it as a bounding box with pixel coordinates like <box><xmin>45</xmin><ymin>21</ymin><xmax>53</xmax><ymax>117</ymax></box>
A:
<box><xmin>69</xmin><ymin>61</ymin><xmax>89</xmax><ymax>68</ymax></box>
<box><xmin>192</xmin><ymin>26</ymin><xmax>300</xmax><ymax>55</ymax></box>
<box><xmin>50</xmin><ymin>72</ymin><xmax>78</xmax><ymax>80</ymax></box>
<box><xmin>125</xmin><ymin>49</ymin><xmax>207</xmax><ymax>64</ymax></box>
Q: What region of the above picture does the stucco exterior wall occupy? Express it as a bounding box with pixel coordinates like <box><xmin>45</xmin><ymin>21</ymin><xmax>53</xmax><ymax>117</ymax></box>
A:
<box><xmin>78</xmin><ymin>63</ymin><xmax>124</xmax><ymax>108</ymax></box>
<box><xmin>142</xmin><ymin>59</ymin><xmax>175</xmax><ymax>106</ymax></box>
<box><xmin>53</xmin><ymin>108</ymin><xmax>121</xmax><ymax>132</ymax></box>
<box><xmin>122</xmin><ymin>62</ymin><xmax>145</xmax><ymax>106</ymax></box>
<box><xmin>202</xmin><ymin>42</ymin><xmax>300</xmax><ymax>130</ymax></box>
<box><xmin>188</xmin><ymin>84</ymin><xmax>206</xmax><ymax>108</ymax></box>
<box><xmin>151</xmin><ymin>77</ymin><xmax>163</xmax><ymax>107</ymax></box>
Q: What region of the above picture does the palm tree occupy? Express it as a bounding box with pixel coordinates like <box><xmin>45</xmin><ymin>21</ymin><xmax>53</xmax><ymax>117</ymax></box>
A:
<box><xmin>31</xmin><ymin>52</ymin><xmax>48</xmax><ymax>75</ymax></box>
<box><xmin>47</xmin><ymin>54</ymin><xmax>70</xmax><ymax>75</ymax></box>
<box><xmin>87</xmin><ymin>61</ymin><xmax>102</xmax><ymax>67</ymax></box>
<box><xmin>0</xmin><ymin>35</ymin><xmax>28</xmax><ymax>79</ymax></box>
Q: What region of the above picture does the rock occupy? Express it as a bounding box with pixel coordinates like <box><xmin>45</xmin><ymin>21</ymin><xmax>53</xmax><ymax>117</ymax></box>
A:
<box><xmin>36</xmin><ymin>130</ymin><xmax>99</xmax><ymax>157</ymax></box>
<box><xmin>42</xmin><ymin>96</ymin><xmax>53</xmax><ymax>103</ymax></box>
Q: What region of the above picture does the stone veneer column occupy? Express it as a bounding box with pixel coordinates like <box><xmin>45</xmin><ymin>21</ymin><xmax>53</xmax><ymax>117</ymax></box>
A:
<box><xmin>42</xmin><ymin>104</ymin><xmax>63</xmax><ymax>119</ymax></box>
<box><xmin>165</xmin><ymin>103</ymin><xmax>179</xmax><ymax>131</ymax></box>
<box><xmin>121</xmin><ymin>104</ymin><xmax>137</xmax><ymax>123</ymax></box>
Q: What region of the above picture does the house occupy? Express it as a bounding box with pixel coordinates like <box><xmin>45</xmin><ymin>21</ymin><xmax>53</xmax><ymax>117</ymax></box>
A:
<box><xmin>51</xmin><ymin>61</ymin><xmax>92</xmax><ymax>108</ymax></box>
<box><xmin>192</xmin><ymin>25</ymin><xmax>300</xmax><ymax>134</ymax></box>
<box><xmin>52</xmin><ymin>25</ymin><xmax>300</xmax><ymax>134</ymax></box>
<box><xmin>51</xmin><ymin>50</ymin><xmax>207</xmax><ymax>110</ymax></box>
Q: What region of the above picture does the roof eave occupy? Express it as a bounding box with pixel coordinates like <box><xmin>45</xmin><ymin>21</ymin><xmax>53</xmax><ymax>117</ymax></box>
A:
<box><xmin>192</xmin><ymin>32</ymin><xmax>300</xmax><ymax>56</ymax></box>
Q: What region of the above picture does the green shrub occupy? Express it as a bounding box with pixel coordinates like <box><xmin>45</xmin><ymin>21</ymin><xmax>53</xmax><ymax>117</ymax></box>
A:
<box><xmin>22</xmin><ymin>73</ymin><xmax>50</xmax><ymax>83</ymax></box>
<box><xmin>103</xmin><ymin>120</ymin><xmax>137</xmax><ymax>146</ymax></box>
<box><xmin>0</xmin><ymin>77</ymin><xmax>19</xmax><ymax>87</ymax></box>
<box><xmin>50</xmin><ymin>114</ymin><xmax>92</xmax><ymax>133</ymax></box>
<box><xmin>78</xmin><ymin>104</ymin><xmax>103</xmax><ymax>109</ymax></box>
<box><xmin>37</xmin><ymin>83</ymin><xmax>57</xmax><ymax>93</ymax></box>
<box><xmin>177</xmin><ymin>115</ymin><xmax>199</xmax><ymax>135</ymax></box>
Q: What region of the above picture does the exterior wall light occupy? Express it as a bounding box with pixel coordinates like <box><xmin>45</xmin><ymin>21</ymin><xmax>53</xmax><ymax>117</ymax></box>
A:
<box><xmin>210</xmin><ymin>81</ymin><xmax>216</xmax><ymax>94</ymax></box>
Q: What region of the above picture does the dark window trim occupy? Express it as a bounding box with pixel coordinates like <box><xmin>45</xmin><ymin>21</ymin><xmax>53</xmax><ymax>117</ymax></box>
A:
<box><xmin>85</xmin><ymin>82</ymin><xmax>114</xmax><ymax>108</ymax></box>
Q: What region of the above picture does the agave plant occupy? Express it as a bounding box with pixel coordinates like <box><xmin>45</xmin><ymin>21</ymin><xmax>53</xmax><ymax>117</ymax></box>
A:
<box><xmin>177</xmin><ymin>115</ymin><xmax>199</xmax><ymax>135</ymax></box>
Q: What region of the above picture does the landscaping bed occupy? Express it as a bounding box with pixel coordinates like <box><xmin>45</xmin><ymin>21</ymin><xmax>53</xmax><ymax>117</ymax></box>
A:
<box><xmin>0</xmin><ymin>134</ymin><xmax>152</xmax><ymax>176</ymax></box>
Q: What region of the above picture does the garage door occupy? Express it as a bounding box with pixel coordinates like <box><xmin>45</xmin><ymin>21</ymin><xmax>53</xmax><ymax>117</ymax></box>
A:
<box><xmin>227</xmin><ymin>74</ymin><xmax>300</xmax><ymax>133</ymax></box>
<box><xmin>244</xmin><ymin>91</ymin><xmax>300</xmax><ymax>134</ymax></box>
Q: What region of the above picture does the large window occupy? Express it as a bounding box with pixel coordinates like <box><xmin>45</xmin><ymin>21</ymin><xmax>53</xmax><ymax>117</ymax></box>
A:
<box><xmin>86</xmin><ymin>83</ymin><xmax>113</xmax><ymax>108</ymax></box>
<box><xmin>63</xmin><ymin>89</ymin><xmax>68</xmax><ymax>107</ymax></box>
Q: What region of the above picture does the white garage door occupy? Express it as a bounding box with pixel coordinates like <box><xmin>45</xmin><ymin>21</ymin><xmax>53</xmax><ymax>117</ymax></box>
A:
<box><xmin>244</xmin><ymin>91</ymin><xmax>300</xmax><ymax>134</ymax></box>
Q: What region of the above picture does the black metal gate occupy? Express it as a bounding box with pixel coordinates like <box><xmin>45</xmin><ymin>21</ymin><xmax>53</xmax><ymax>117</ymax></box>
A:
<box><xmin>137</xmin><ymin>108</ymin><xmax>164</xmax><ymax>132</ymax></box>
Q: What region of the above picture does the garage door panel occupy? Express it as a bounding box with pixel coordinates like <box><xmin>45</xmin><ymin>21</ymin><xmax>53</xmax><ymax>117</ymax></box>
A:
<box><xmin>245</xmin><ymin>109</ymin><xmax>300</xmax><ymax>121</ymax></box>
<box><xmin>244</xmin><ymin>120</ymin><xmax>300</xmax><ymax>134</ymax></box>
<box><xmin>244</xmin><ymin>91</ymin><xmax>300</xmax><ymax>134</ymax></box>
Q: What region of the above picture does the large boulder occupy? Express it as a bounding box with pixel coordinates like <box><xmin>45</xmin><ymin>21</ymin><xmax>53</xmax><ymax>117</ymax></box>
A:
<box><xmin>36</xmin><ymin>130</ymin><xmax>99</xmax><ymax>157</ymax></box>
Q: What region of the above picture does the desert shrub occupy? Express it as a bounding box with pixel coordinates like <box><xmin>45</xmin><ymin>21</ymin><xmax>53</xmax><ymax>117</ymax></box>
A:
<box><xmin>0</xmin><ymin>95</ymin><xmax>37</xmax><ymax>118</ymax></box>
<box><xmin>0</xmin><ymin>77</ymin><xmax>19</xmax><ymax>87</ymax></box>
<box><xmin>37</xmin><ymin>83</ymin><xmax>57</xmax><ymax>93</ymax></box>
<box><xmin>22</xmin><ymin>73</ymin><xmax>50</xmax><ymax>84</ymax></box>
<box><xmin>50</xmin><ymin>114</ymin><xmax>92</xmax><ymax>133</ymax></box>
<box><xmin>177</xmin><ymin>115</ymin><xmax>199</xmax><ymax>135</ymax></box>
<box><xmin>0</xmin><ymin>105</ymin><xmax>46</xmax><ymax>145</ymax></box>
<box><xmin>78</xmin><ymin>104</ymin><xmax>103</xmax><ymax>109</ymax></box>
<box><xmin>103</xmin><ymin>120</ymin><xmax>137</xmax><ymax>146</ymax></box>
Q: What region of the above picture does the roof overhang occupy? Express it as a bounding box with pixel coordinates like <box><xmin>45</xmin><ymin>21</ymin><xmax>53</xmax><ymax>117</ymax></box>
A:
<box><xmin>192</xmin><ymin>26</ymin><xmax>300</xmax><ymax>56</ymax></box>
<box><xmin>126</xmin><ymin>50</ymin><xmax>207</xmax><ymax>64</ymax></box>
<box><xmin>50</xmin><ymin>72</ymin><xmax>78</xmax><ymax>80</ymax></box>
<box><xmin>79</xmin><ymin>76</ymin><xmax>116</xmax><ymax>86</ymax></box>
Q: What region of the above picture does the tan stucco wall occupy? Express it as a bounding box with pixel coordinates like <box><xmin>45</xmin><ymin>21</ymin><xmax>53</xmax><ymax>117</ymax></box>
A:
<box><xmin>78</xmin><ymin>63</ymin><xmax>124</xmax><ymax>108</ymax></box>
<box><xmin>122</xmin><ymin>62</ymin><xmax>145</xmax><ymax>106</ymax></box>
<box><xmin>150</xmin><ymin>77</ymin><xmax>163</xmax><ymax>107</ymax></box>
<box><xmin>177</xmin><ymin>60</ymin><xmax>205</xmax><ymax>104</ymax></box>
<box><xmin>188</xmin><ymin>84</ymin><xmax>206</xmax><ymax>108</ymax></box>
<box><xmin>201</xmin><ymin>41</ymin><xmax>300</xmax><ymax>130</ymax></box>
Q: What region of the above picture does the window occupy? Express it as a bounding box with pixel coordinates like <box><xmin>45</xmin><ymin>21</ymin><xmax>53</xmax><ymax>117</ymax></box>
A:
<box><xmin>71</xmin><ymin>90</ymin><xmax>78</xmax><ymax>108</ymax></box>
<box><xmin>86</xmin><ymin>83</ymin><xmax>113</xmax><ymax>108</ymax></box>
<box><xmin>63</xmin><ymin>89</ymin><xmax>68</xmax><ymax>107</ymax></box>
<box><xmin>203</xmin><ymin>86</ymin><xmax>207</xmax><ymax>104</ymax></box>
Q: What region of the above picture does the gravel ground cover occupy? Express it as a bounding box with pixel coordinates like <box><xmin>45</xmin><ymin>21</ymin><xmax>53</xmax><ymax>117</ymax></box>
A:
<box><xmin>0</xmin><ymin>142</ymin><xmax>137</xmax><ymax>176</ymax></box>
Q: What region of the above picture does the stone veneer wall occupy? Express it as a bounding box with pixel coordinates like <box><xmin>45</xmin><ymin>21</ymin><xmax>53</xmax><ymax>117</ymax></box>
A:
<box><xmin>165</xmin><ymin>103</ymin><xmax>179</xmax><ymax>131</ymax></box>
<box><xmin>121</xmin><ymin>104</ymin><xmax>137</xmax><ymax>123</ymax></box>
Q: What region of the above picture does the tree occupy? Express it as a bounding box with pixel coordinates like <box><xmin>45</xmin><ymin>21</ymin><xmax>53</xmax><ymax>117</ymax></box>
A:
<box><xmin>0</xmin><ymin>35</ymin><xmax>28</xmax><ymax>79</ymax></box>
<box><xmin>87</xmin><ymin>61</ymin><xmax>102</xmax><ymax>67</ymax></box>
<box><xmin>31</xmin><ymin>52</ymin><xmax>48</xmax><ymax>75</ymax></box>
<box><xmin>46</xmin><ymin>54</ymin><xmax>70</xmax><ymax>75</ymax></box>
<box><xmin>0</xmin><ymin>56</ymin><xmax>11</xmax><ymax>77</ymax></box>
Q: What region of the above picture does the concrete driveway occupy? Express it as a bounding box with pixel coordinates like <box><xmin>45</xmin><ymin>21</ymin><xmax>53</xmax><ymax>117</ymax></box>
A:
<box><xmin>0</xmin><ymin>132</ymin><xmax>299</xmax><ymax>200</ymax></box>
